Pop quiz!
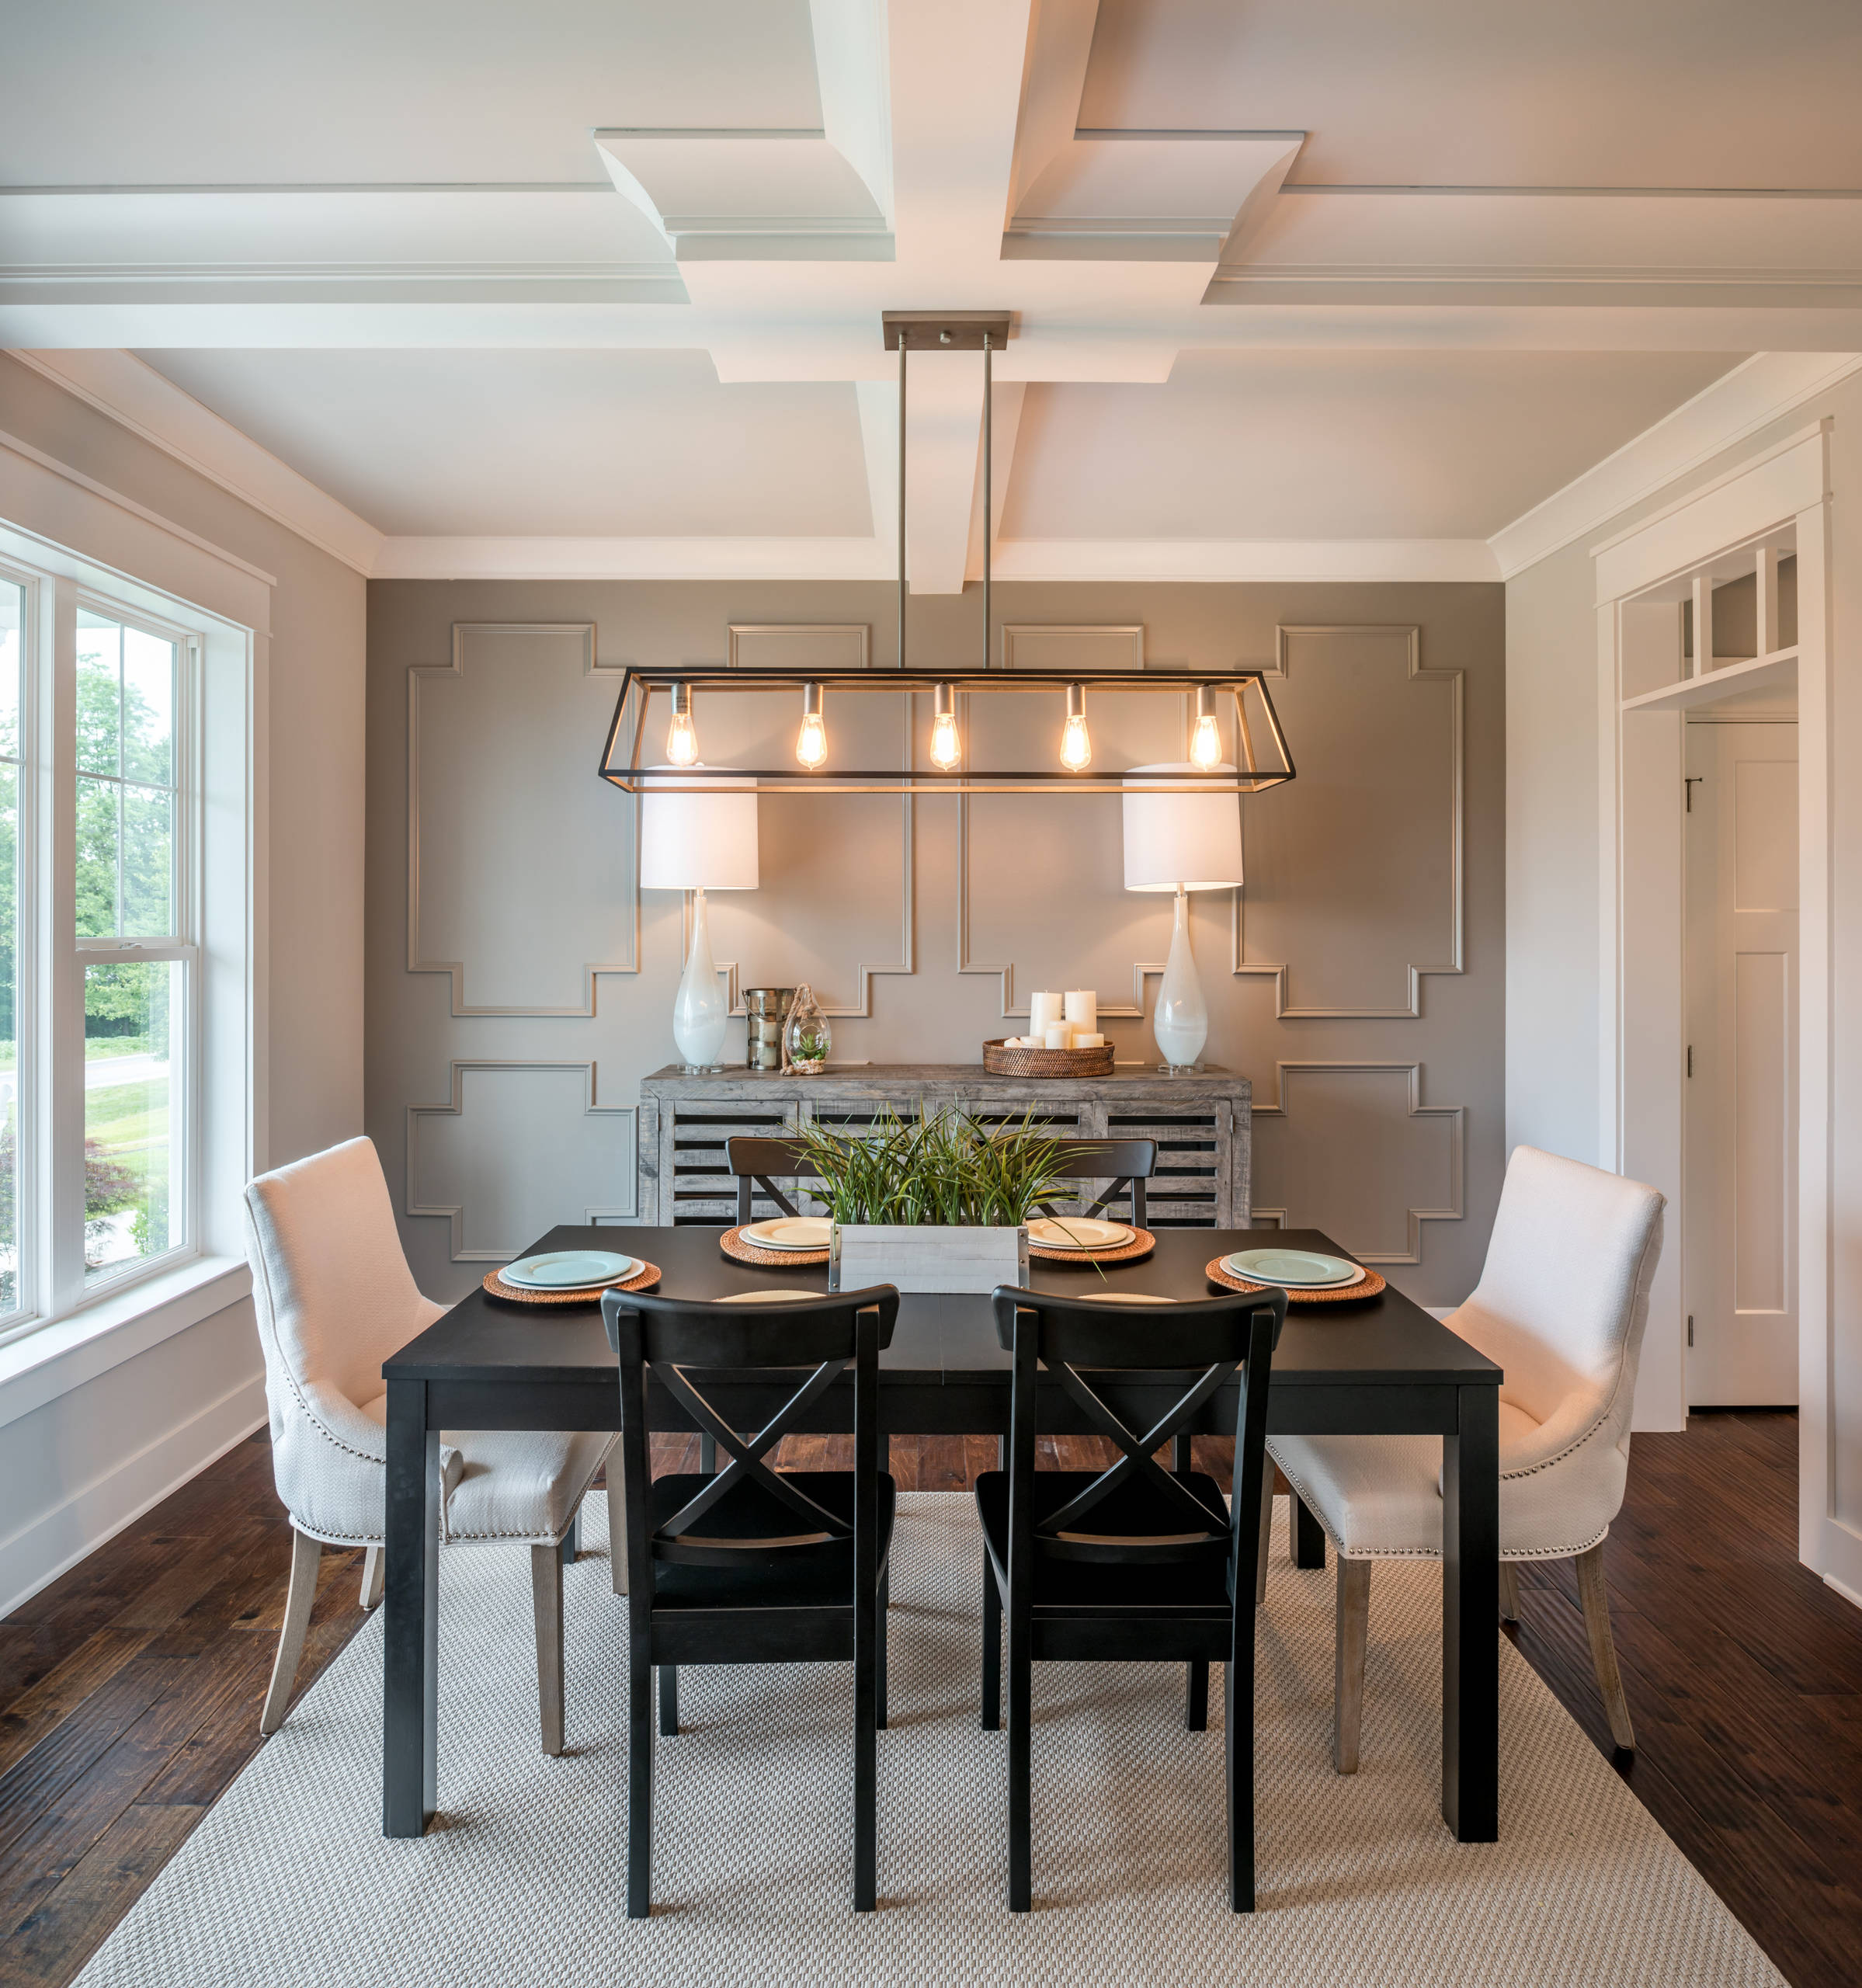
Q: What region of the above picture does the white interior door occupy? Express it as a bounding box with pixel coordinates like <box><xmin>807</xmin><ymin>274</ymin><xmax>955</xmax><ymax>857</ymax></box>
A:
<box><xmin>1684</xmin><ymin>718</ymin><xmax>1798</xmax><ymax>1406</ymax></box>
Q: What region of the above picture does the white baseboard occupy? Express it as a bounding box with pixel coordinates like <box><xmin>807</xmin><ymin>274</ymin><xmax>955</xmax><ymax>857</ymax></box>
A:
<box><xmin>0</xmin><ymin>1375</ymin><xmax>266</xmax><ymax>1618</ymax></box>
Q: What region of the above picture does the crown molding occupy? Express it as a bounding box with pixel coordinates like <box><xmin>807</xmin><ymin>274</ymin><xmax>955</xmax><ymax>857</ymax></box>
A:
<box><xmin>371</xmin><ymin>533</ymin><xmax>1499</xmax><ymax>585</ymax></box>
<box><xmin>7</xmin><ymin>347</ymin><xmax>384</xmax><ymax>575</ymax></box>
<box><xmin>1488</xmin><ymin>349</ymin><xmax>1862</xmax><ymax>579</ymax></box>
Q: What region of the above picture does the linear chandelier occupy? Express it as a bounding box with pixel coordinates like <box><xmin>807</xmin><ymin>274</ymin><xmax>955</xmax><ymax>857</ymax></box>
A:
<box><xmin>597</xmin><ymin>311</ymin><xmax>1297</xmax><ymax>798</ymax></box>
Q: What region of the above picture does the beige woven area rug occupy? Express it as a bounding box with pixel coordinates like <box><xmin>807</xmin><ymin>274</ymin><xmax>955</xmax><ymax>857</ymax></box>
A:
<box><xmin>78</xmin><ymin>1493</ymin><xmax>1780</xmax><ymax>1987</ymax></box>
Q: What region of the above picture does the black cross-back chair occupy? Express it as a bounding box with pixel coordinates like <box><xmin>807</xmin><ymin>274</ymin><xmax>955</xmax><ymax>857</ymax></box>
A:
<box><xmin>603</xmin><ymin>1282</ymin><xmax>901</xmax><ymax>1917</ymax></box>
<box><xmin>976</xmin><ymin>1281</ymin><xmax>1287</xmax><ymax>1913</ymax></box>
<box><xmin>727</xmin><ymin>1134</ymin><xmax>1157</xmax><ymax>1228</ymax></box>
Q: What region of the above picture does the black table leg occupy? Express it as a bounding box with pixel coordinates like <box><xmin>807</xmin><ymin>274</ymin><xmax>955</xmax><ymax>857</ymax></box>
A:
<box><xmin>1293</xmin><ymin>1492</ymin><xmax>1327</xmax><ymax>1569</ymax></box>
<box><xmin>1442</xmin><ymin>1382</ymin><xmax>1499</xmax><ymax>1841</ymax></box>
<box><xmin>384</xmin><ymin>1378</ymin><xmax>439</xmax><ymax>1837</ymax></box>
<box><xmin>559</xmin><ymin>1511</ymin><xmax>580</xmax><ymax>1568</ymax></box>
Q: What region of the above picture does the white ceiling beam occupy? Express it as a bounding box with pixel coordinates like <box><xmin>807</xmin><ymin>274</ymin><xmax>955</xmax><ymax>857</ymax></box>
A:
<box><xmin>991</xmin><ymin>537</ymin><xmax>1500</xmax><ymax>582</ymax></box>
<box><xmin>966</xmin><ymin>379</ymin><xmax>1027</xmax><ymax>582</ymax></box>
<box><xmin>902</xmin><ymin>349</ymin><xmax>985</xmax><ymax>595</ymax></box>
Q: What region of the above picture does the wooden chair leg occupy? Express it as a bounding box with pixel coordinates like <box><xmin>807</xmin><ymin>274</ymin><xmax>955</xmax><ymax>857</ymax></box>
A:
<box><xmin>606</xmin><ymin>1470</ymin><xmax>628</xmax><ymax>1596</ymax></box>
<box><xmin>1007</xmin><ymin>1621</ymin><xmax>1032</xmax><ymax>1912</ymax></box>
<box><xmin>877</xmin><ymin>1566</ymin><xmax>890</xmax><ymax>1733</ymax></box>
<box><xmin>1334</xmin><ymin>1556</ymin><xmax>1371</xmax><ymax>1775</ymax></box>
<box><xmin>981</xmin><ymin>1553</ymin><xmax>1001</xmax><ymax>1730</ymax></box>
<box><xmin>360</xmin><ymin>1544</ymin><xmax>384</xmax><ymax>1611</ymax></box>
<box><xmin>658</xmin><ymin>1664</ymin><xmax>679</xmax><ymax>1736</ymax></box>
<box><xmin>259</xmin><ymin>1527</ymin><xmax>321</xmax><ymax>1736</ymax></box>
<box><xmin>1575</xmin><ymin>1543</ymin><xmax>1636</xmax><ymax>1752</ymax></box>
<box><xmin>530</xmin><ymin>1542</ymin><xmax>565</xmax><ymax>1757</ymax></box>
<box><xmin>1256</xmin><ymin>1468</ymin><xmax>1274</xmax><ymax>1607</ymax></box>
<box><xmin>1498</xmin><ymin>1561</ymin><xmax>1521</xmax><ymax>1624</ymax></box>
<box><xmin>627</xmin><ymin>1653</ymin><xmax>655</xmax><ymax>1918</ymax></box>
<box><xmin>1186</xmin><ymin>1660</ymin><xmax>1209</xmax><ymax>1730</ymax></box>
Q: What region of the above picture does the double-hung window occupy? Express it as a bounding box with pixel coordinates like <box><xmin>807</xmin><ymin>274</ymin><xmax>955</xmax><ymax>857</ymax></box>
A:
<box><xmin>0</xmin><ymin>558</ymin><xmax>207</xmax><ymax>1347</ymax></box>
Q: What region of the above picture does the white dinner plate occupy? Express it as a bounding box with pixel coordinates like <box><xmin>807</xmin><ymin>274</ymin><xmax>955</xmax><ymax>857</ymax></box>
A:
<box><xmin>715</xmin><ymin>1288</ymin><xmax>817</xmax><ymax>1305</ymax></box>
<box><xmin>1027</xmin><ymin>1216</ymin><xmax>1134</xmax><ymax>1252</ymax></box>
<box><xmin>742</xmin><ymin>1217</ymin><xmax>833</xmax><ymax>1251</ymax></box>
<box><xmin>1224</xmin><ymin>1248</ymin><xmax>1365</xmax><ymax>1291</ymax></box>
<box><xmin>499</xmin><ymin>1249</ymin><xmax>637</xmax><ymax>1291</ymax></box>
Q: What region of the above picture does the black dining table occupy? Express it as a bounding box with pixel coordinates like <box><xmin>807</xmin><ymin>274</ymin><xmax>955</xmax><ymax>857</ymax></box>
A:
<box><xmin>380</xmin><ymin>1225</ymin><xmax>1501</xmax><ymax>1846</ymax></box>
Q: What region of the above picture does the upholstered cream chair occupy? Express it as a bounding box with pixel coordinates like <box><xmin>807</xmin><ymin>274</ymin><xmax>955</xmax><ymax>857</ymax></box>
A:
<box><xmin>1268</xmin><ymin>1145</ymin><xmax>1664</xmax><ymax>1768</ymax></box>
<box><xmin>243</xmin><ymin>1136</ymin><xmax>618</xmax><ymax>1751</ymax></box>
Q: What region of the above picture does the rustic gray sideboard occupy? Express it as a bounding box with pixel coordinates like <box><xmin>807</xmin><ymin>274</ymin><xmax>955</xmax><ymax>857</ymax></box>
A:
<box><xmin>637</xmin><ymin>1065</ymin><xmax>1251</xmax><ymax>1229</ymax></box>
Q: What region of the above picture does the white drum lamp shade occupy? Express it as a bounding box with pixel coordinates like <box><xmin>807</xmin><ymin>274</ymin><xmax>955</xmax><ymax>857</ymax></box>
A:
<box><xmin>1121</xmin><ymin>763</ymin><xmax>1244</xmax><ymax>893</ymax></box>
<box><xmin>639</xmin><ymin>771</ymin><xmax>758</xmax><ymax>1071</ymax></box>
<box><xmin>1122</xmin><ymin>763</ymin><xmax>1243</xmax><ymax>1072</ymax></box>
<box><xmin>639</xmin><ymin>777</ymin><xmax>759</xmax><ymax>891</ymax></box>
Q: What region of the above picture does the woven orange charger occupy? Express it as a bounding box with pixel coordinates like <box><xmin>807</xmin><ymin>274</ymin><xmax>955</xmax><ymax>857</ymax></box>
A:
<box><xmin>1029</xmin><ymin>1225</ymin><xmax>1157</xmax><ymax>1266</ymax></box>
<box><xmin>1204</xmin><ymin>1256</ymin><xmax>1386</xmax><ymax>1304</ymax></box>
<box><xmin>482</xmin><ymin>1260</ymin><xmax>661</xmax><ymax>1306</ymax></box>
<box><xmin>719</xmin><ymin>1225</ymin><xmax>829</xmax><ymax>1268</ymax></box>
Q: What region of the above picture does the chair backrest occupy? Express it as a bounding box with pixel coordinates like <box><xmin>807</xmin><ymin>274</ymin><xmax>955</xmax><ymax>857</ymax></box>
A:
<box><xmin>1450</xmin><ymin>1145</ymin><xmax>1666</xmax><ymax>1466</ymax></box>
<box><xmin>992</xmin><ymin>1283</ymin><xmax>1285</xmax><ymax>1579</ymax></box>
<box><xmin>1035</xmin><ymin>1138</ymin><xmax>1156</xmax><ymax>1226</ymax></box>
<box><xmin>726</xmin><ymin>1135</ymin><xmax>825</xmax><ymax>1224</ymax></box>
<box><xmin>242</xmin><ymin>1137</ymin><xmax>445</xmax><ymax>1531</ymax></box>
<box><xmin>603</xmin><ymin>1284</ymin><xmax>900</xmax><ymax>1598</ymax></box>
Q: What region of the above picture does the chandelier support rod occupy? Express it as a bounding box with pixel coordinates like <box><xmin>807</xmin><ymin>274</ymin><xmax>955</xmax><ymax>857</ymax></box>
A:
<box><xmin>897</xmin><ymin>330</ymin><xmax>908</xmax><ymax>672</ymax></box>
<box><xmin>982</xmin><ymin>331</ymin><xmax>992</xmax><ymax>672</ymax></box>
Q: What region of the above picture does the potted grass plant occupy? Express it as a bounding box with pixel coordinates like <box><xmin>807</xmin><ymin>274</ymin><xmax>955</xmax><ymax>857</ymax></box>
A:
<box><xmin>791</xmin><ymin>1106</ymin><xmax>1099</xmax><ymax>1295</ymax></box>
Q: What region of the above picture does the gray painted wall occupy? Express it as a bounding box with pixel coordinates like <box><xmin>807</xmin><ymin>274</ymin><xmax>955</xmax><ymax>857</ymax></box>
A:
<box><xmin>366</xmin><ymin>578</ymin><xmax>1504</xmax><ymax>1309</ymax></box>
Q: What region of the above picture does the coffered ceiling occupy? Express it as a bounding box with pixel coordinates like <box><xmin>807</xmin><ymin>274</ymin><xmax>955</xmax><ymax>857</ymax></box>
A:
<box><xmin>5</xmin><ymin>0</ymin><xmax>1858</xmax><ymax>585</ymax></box>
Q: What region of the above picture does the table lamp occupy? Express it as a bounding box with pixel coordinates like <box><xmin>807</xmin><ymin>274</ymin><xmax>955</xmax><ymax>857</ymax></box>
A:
<box><xmin>1122</xmin><ymin>762</ymin><xmax>1245</xmax><ymax>1073</ymax></box>
<box><xmin>640</xmin><ymin>772</ymin><xmax>759</xmax><ymax>1072</ymax></box>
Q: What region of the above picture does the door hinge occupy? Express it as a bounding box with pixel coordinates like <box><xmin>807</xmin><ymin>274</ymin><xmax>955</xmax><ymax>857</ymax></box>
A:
<box><xmin>1687</xmin><ymin>1314</ymin><xmax>1695</xmax><ymax>1348</ymax></box>
<box><xmin>1687</xmin><ymin>1044</ymin><xmax>1694</xmax><ymax>1077</ymax></box>
<box><xmin>1685</xmin><ymin>776</ymin><xmax>1704</xmax><ymax>812</ymax></box>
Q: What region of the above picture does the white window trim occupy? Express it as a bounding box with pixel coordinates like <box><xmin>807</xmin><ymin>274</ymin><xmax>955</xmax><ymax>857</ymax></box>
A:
<box><xmin>0</xmin><ymin>429</ymin><xmax>268</xmax><ymax>1417</ymax></box>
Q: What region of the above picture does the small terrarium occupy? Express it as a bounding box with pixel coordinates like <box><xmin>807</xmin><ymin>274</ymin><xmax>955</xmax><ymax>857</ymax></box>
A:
<box><xmin>783</xmin><ymin>984</ymin><xmax>832</xmax><ymax>1074</ymax></box>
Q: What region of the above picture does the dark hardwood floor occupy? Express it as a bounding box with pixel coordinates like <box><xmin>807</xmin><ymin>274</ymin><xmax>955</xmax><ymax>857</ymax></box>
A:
<box><xmin>1</xmin><ymin>1413</ymin><xmax>1857</xmax><ymax>1983</ymax></box>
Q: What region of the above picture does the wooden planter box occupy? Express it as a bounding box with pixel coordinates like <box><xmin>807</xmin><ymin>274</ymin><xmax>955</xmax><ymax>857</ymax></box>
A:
<box><xmin>829</xmin><ymin>1222</ymin><xmax>1029</xmax><ymax>1296</ymax></box>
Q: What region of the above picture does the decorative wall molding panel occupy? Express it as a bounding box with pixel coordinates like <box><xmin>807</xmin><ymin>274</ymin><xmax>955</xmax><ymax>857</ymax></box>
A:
<box><xmin>408</xmin><ymin>623</ymin><xmax>638</xmax><ymax>1016</ymax></box>
<box><xmin>728</xmin><ymin>623</ymin><xmax>870</xmax><ymax>669</ymax></box>
<box><xmin>406</xmin><ymin>1061</ymin><xmax>638</xmax><ymax>1261</ymax></box>
<box><xmin>697</xmin><ymin>625</ymin><xmax>912</xmax><ymax>1017</ymax></box>
<box><xmin>1233</xmin><ymin>624</ymin><xmax>1463</xmax><ymax>1019</ymax></box>
<box><xmin>999</xmin><ymin>623</ymin><xmax>1144</xmax><ymax>671</ymax></box>
<box><xmin>961</xmin><ymin>623</ymin><xmax>1176</xmax><ymax>1020</ymax></box>
<box><xmin>1249</xmin><ymin>1061</ymin><xmax>1464</xmax><ymax>1263</ymax></box>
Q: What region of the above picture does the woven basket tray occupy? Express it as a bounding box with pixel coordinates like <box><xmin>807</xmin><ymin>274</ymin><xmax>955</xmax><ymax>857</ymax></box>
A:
<box><xmin>482</xmin><ymin>1260</ymin><xmax>662</xmax><ymax>1306</ymax></box>
<box><xmin>1204</xmin><ymin>1256</ymin><xmax>1386</xmax><ymax>1305</ymax></box>
<box><xmin>1030</xmin><ymin>1225</ymin><xmax>1156</xmax><ymax>1266</ymax></box>
<box><xmin>982</xmin><ymin>1037</ymin><xmax>1114</xmax><ymax>1079</ymax></box>
<box><xmin>720</xmin><ymin>1225</ymin><xmax>830</xmax><ymax>1269</ymax></box>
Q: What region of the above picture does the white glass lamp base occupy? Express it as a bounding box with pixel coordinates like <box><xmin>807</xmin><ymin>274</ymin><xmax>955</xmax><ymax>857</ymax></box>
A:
<box><xmin>671</xmin><ymin>886</ymin><xmax>730</xmax><ymax>1072</ymax></box>
<box><xmin>1152</xmin><ymin>885</ymin><xmax>1210</xmax><ymax>1075</ymax></box>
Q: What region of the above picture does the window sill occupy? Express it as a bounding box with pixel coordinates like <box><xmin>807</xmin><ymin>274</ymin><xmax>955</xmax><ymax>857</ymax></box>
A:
<box><xmin>0</xmin><ymin>1254</ymin><xmax>252</xmax><ymax>1433</ymax></box>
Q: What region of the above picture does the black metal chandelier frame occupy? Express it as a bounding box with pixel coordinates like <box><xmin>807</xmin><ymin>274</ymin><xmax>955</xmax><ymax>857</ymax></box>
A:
<box><xmin>596</xmin><ymin>311</ymin><xmax>1297</xmax><ymax>799</ymax></box>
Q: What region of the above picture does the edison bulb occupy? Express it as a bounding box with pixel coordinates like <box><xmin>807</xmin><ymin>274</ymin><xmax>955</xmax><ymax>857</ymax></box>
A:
<box><xmin>929</xmin><ymin>711</ymin><xmax>961</xmax><ymax>770</ymax></box>
<box><xmin>795</xmin><ymin>711</ymin><xmax>828</xmax><ymax>769</ymax></box>
<box><xmin>1190</xmin><ymin>712</ymin><xmax>1222</xmax><ymax>770</ymax></box>
<box><xmin>665</xmin><ymin>708</ymin><xmax>699</xmax><ymax>766</ymax></box>
<box><xmin>1059</xmin><ymin>711</ymin><xmax>1092</xmax><ymax>771</ymax></box>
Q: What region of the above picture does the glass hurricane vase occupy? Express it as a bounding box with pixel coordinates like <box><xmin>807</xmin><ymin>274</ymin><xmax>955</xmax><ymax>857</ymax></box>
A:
<box><xmin>784</xmin><ymin>983</ymin><xmax>832</xmax><ymax>1074</ymax></box>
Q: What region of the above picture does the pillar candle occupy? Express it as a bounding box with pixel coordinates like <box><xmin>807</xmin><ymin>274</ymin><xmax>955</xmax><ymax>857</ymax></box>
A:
<box><xmin>1064</xmin><ymin>989</ymin><xmax>1097</xmax><ymax>1033</ymax></box>
<box><xmin>1043</xmin><ymin>1024</ymin><xmax>1072</xmax><ymax>1051</ymax></box>
<box><xmin>1029</xmin><ymin>990</ymin><xmax>1061</xmax><ymax>1034</ymax></box>
<box><xmin>1073</xmin><ymin>1031</ymin><xmax>1105</xmax><ymax>1048</ymax></box>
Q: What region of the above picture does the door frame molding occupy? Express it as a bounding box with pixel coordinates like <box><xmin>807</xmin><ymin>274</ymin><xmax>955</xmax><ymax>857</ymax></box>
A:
<box><xmin>1593</xmin><ymin>419</ymin><xmax>1836</xmax><ymax>1580</ymax></box>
